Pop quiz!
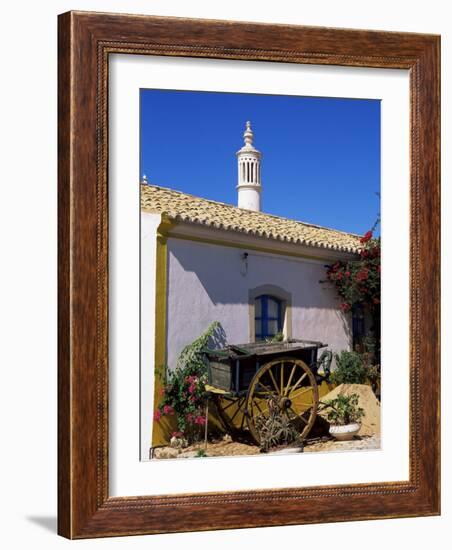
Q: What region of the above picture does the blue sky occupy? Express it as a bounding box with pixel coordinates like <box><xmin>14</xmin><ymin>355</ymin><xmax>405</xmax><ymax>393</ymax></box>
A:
<box><xmin>140</xmin><ymin>89</ymin><xmax>380</xmax><ymax>235</ymax></box>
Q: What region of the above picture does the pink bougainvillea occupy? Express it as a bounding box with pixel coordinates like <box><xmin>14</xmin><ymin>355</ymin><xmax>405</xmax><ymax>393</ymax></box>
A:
<box><xmin>194</xmin><ymin>415</ymin><xmax>207</xmax><ymax>426</ymax></box>
<box><xmin>323</xmin><ymin>232</ymin><xmax>380</xmax><ymax>314</ymax></box>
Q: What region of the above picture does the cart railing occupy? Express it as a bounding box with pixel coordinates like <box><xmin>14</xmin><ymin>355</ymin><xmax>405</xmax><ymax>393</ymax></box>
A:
<box><xmin>203</xmin><ymin>339</ymin><xmax>330</xmax><ymax>394</ymax></box>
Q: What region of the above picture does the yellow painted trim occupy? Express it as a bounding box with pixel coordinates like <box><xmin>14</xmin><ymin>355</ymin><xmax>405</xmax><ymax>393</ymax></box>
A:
<box><xmin>151</xmin><ymin>216</ymin><xmax>178</xmax><ymax>447</ymax></box>
<box><xmin>168</xmin><ymin>230</ymin><xmax>349</xmax><ymax>263</ymax></box>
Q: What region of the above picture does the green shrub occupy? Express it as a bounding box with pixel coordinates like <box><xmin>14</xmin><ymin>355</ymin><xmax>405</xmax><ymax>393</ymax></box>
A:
<box><xmin>154</xmin><ymin>321</ymin><xmax>222</xmax><ymax>441</ymax></box>
<box><xmin>331</xmin><ymin>350</ymin><xmax>367</xmax><ymax>385</ymax></box>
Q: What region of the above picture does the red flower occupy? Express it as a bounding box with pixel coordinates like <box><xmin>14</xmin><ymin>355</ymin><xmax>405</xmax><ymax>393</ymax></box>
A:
<box><xmin>188</xmin><ymin>384</ymin><xmax>196</xmax><ymax>394</ymax></box>
<box><xmin>340</xmin><ymin>303</ymin><xmax>351</xmax><ymax>312</ymax></box>
<box><xmin>163</xmin><ymin>404</ymin><xmax>174</xmax><ymax>415</ymax></box>
<box><xmin>194</xmin><ymin>415</ymin><xmax>207</xmax><ymax>426</ymax></box>
<box><xmin>356</xmin><ymin>269</ymin><xmax>369</xmax><ymax>282</ymax></box>
<box><xmin>171</xmin><ymin>431</ymin><xmax>183</xmax><ymax>438</ymax></box>
<box><xmin>345</xmin><ymin>271</ymin><xmax>350</xmax><ymax>278</ymax></box>
<box><xmin>153</xmin><ymin>409</ymin><xmax>161</xmax><ymax>422</ymax></box>
<box><xmin>186</xmin><ymin>413</ymin><xmax>194</xmax><ymax>424</ymax></box>
<box><xmin>189</xmin><ymin>395</ymin><xmax>197</xmax><ymax>403</ymax></box>
<box><xmin>336</xmin><ymin>272</ymin><xmax>343</xmax><ymax>280</ymax></box>
<box><xmin>360</xmin><ymin>230</ymin><xmax>373</xmax><ymax>244</ymax></box>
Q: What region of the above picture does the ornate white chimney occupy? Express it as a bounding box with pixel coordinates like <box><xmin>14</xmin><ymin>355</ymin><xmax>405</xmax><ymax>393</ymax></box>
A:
<box><xmin>236</xmin><ymin>121</ymin><xmax>262</xmax><ymax>211</ymax></box>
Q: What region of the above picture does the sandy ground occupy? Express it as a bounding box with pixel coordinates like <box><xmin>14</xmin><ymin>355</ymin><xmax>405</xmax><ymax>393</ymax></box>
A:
<box><xmin>153</xmin><ymin>437</ymin><xmax>260</xmax><ymax>459</ymax></box>
<box><xmin>153</xmin><ymin>433</ymin><xmax>380</xmax><ymax>459</ymax></box>
<box><xmin>304</xmin><ymin>434</ymin><xmax>380</xmax><ymax>453</ymax></box>
<box><xmin>153</xmin><ymin>384</ymin><xmax>381</xmax><ymax>460</ymax></box>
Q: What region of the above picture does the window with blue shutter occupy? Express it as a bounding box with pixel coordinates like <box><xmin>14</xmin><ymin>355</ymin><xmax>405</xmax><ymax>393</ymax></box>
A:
<box><xmin>255</xmin><ymin>295</ymin><xmax>283</xmax><ymax>340</ymax></box>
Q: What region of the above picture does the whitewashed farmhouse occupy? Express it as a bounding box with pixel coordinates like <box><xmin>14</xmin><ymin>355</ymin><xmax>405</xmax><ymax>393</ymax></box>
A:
<box><xmin>140</xmin><ymin>122</ymin><xmax>361</xmax><ymax>450</ymax></box>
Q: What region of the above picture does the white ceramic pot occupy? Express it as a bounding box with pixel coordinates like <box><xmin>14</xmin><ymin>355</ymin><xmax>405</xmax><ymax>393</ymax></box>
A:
<box><xmin>329</xmin><ymin>423</ymin><xmax>361</xmax><ymax>441</ymax></box>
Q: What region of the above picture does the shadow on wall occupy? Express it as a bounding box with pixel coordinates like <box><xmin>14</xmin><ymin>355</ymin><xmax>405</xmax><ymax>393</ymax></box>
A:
<box><xmin>25</xmin><ymin>516</ymin><xmax>57</xmax><ymax>534</ymax></box>
<box><xmin>170</xmin><ymin>241</ymin><xmax>344</xmax><ymax>311</ymax></box>
<box><xmin>331</xmin><ymin>309</ymin><xmax>353</xmax><ymax>366</ymax></box>
<box><xmin>336</xmin><ymin>309</ymin><xmax>352</xmax><ymax>344</ymax></box>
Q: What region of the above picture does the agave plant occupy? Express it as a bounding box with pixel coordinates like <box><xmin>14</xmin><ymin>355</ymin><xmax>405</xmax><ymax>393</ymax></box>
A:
<box><xmin>255</xmin><ymin>396</ymin><xmax>302</xmax><ymax>452</ymax></box>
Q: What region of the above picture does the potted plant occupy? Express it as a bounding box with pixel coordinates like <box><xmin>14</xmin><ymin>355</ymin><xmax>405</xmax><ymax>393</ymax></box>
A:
<box><xmin>323</xmin><ymin>393</ymin><xmax>365</xmax><ymax>441</ymax></box>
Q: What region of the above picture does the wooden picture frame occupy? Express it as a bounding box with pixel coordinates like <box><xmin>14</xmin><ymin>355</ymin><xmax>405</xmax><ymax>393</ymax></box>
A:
<box><xmin>58</xmin><ymin>11</ymin><xmax>440</xmax><ymax>538</ymax></box>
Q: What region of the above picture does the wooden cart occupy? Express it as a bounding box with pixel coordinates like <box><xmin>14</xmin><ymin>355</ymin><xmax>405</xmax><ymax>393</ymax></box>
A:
<box><xmin>204</xmin><ymin>339</ymin><xmax>332</xmax><ymax>444</ymax></box>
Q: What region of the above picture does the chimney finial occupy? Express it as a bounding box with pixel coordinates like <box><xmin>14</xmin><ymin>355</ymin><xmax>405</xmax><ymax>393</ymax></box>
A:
<box><xmin>236</xmin><ymin>121</ymin><xmax>262</xmax><ymax>211</ymax></box>
<box><xmin>243</xmin><ymin>121</ymin><xmax>254</xmax><ymax>146</ymax></box>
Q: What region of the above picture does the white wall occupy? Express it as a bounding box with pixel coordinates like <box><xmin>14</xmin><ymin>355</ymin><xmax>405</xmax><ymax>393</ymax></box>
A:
<box><xmin>140</xmin><ymin>211</ymin><xmax>161</xmax><ymax>458</ymax></box>
<box><xmin>1</xmin><ymin>1</ymin><xmax>449</xmax><ymax>549</ymax></box>
<box><xmin>166</xmin><ymin>237</ymin><xmax>351</xmax><ymax>368</ymax></box>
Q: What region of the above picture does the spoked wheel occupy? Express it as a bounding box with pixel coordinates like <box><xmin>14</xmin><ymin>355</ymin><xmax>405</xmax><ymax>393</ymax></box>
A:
<box><xmin>245</xmin><ymin>357</ymin><xmax>319</xmax><ymax>445</ymax></box>
<box><xmin>213</xmin><ymin>393</ymin><xmax>248</xmax><ymax>437</ymax></box>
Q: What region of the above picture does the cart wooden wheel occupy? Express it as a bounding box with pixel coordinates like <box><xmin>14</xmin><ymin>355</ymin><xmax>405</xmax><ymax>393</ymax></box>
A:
<box><xmin>245</xmin><ymin>357</ymin><xmax>319</xmax><ymax>445</ymax></box>
<box><xmin>213</xmin><ymin>393</ymin><xmax>248</xmax><ymax>437</ymax></box>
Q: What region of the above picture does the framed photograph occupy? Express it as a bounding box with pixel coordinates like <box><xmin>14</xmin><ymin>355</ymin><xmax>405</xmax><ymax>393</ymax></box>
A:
<box><xmin>58</xmin><ymin>11</ymin><xmax>440</xmax><ymax>538</ymax></box>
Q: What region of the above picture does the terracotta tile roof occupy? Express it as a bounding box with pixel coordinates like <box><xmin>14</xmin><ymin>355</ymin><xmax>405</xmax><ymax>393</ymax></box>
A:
<box><xmin>141</xmin><ymin>184</ymin><xmax>361</xmax><ymax>253</ymax></box>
